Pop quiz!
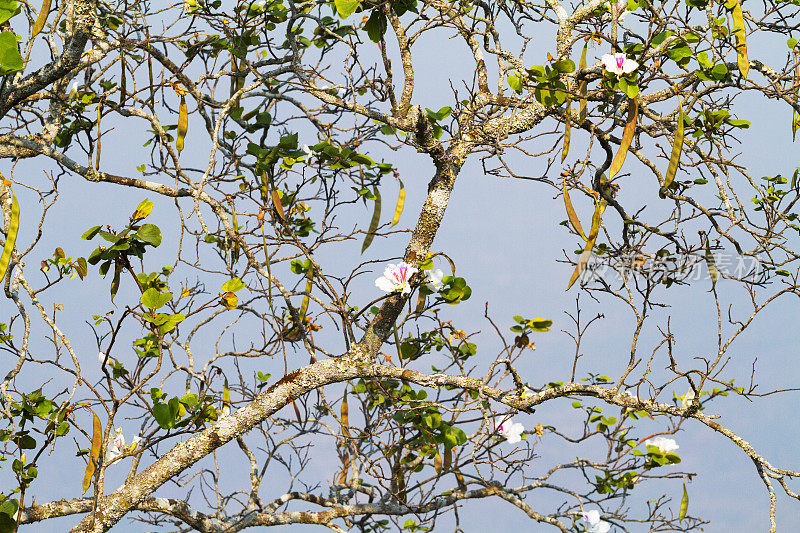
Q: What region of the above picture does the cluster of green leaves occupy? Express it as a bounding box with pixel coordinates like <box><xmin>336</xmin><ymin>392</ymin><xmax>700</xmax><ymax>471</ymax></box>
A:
<box><xmin>135</xmin><ymin>267</ymin><xmax>185</xmax><ymax>334</ymax></box>
<box><xmin>510</xmin><ymin>60</ymin><xmax>575</xmax><ymax>106</ymax></box>
<box><xmin>55</xmin><ymin>81</ymin><xmax>119</xmax><ymax>148</ymax></box>
<box><xmin>132</xmin><ymin>333</ymin><xmax>164</xmax><ymax>360</ymax></box>
<box><xmin>290</xmin><ymin>16</ymin><xmax>356</xmax><ymax>49</ymax></box>
<box><xmin>82</xmin><ymin>211</ymin><xmax>162</xmax><ymax>300</ymax></box>
<box><xmin>0</xmin><ymin>0</ymin><xmax>23</xmax><ymax>75</ymax></box>
<box><xmin>690</xmin><ymin>108</ymin><xmax>749</xmax><ymax>137</ymax></box>
<box><xmin>594</xmin><ymin>469</ymin><xmax>639</xmax><ymax>494</ymax></box>
<box><xmin>436</xmin><ymin>276</ymin><xmax>472</xmax><ymax>304</ymax></box>
<box><xmin>150</xmin><ymin>388</ymin><xmax>219</xmax><ymax>430</ymax></box>
<box><xmin>752</xmin><ymin>174</ymin><xmax>791</xmax><ymax>213</ymax></box>
<box><xmin>637</xmin><ymin>444</ymin><xmax>682</xmax><ymax>469</ymax></box>
<box><xmin>307</xmin><ymin>140</ymin><xmax>376</xmax><ymax>170</ymax></box>
<box><xmin>0</xmin><ymin>388</ymin><xmax>71</xmax><ymax>531</ymax></box>
<box><xmin>695</xmin><ymin>51</ymin><xmax>731</xmax><ymax>82</ymax></box>
<box><xmin>510</xmin><ymin>315</ymin><xmax>552</xmax><ymax>346</ymax></box>
<box><xmin>353</xmin><ymin>379</ymin><xmax>469</xmax><ymax>459</ymax></box>
<box><xmin>41</xmin><ymin>247</ymin><xmax>88</xmax><ymax>280</ymax></box>
<box><xmin>425</xmin><ymin>107</ymin><xmax>452</xmax><ymax>140</ymax></box>
<box><xmin>398</xmin><ymin>331</ymin><xmax>446</xmax><ymax>362</ymax></box>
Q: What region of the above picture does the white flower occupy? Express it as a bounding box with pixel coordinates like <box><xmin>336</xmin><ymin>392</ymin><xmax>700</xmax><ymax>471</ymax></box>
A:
<box><xmin>645</xmin><ymin>436</ymin><xmax>679</xmax><ymax>454</ymax></box>
<box><xmin>70</xmin><ymin>81</ymin><xmax>79</xmax><ymax>95</ymax></box>
<box><xmin>681</xmin><ymin>388</ymin><xmax>696</xmax><ymax>409</ymax></box>
<box><xmin>497</xmin><ymin>419</ymin><xmax>525</xmax><ymax>444</ymax></box>
<box><xmin>107</xmin><ymin>428</ymin><xmax>126</xmax><ymax>461</ymax></box>
<box><xmin>302</xmin><ymin>144</ymin><xmax>312</xmax><ymax>157</ymax></box>
<box><xmin>583</xmin><ymin>510</ymin><xmax>611</xmax><ymax>533</ymax></box>
<box><xmin>601</xmin><ymin>53</ymin><xmax>638</xmax><ymax>76</ymax></box>
<box><xmin>375</xmin><ymin>262</ymin><xmax>418</xmax><ymax>295</ymax></box>
<box><xmin>108</xmin><ymin>430</ymin><xmax>141</xmax><ymax>461</ymax></box>
<box><xmin>99</xmin><ymin>351</ymin><xmax>107</xmax><ymax>365</ymax></box>
<box><xmin>424</xmin><ymin>268</ymin><xmax>444</xmax><ymax>291</ymax></box>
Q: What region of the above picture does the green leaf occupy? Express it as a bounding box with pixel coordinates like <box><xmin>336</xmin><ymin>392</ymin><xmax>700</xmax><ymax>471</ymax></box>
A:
<box><xmin>0</xmin><ymin>0</ymin><xmax>16</xmax><ymax>26</ymax></box>
<box><xmin>334</xmin><ymin>0</ymin><xmax>361</xmax><ymax>18</ymax></box>
<box><xmin>364</xmin><ymin>10</ymin><xmax>387</xmax><ymax>43</ymax></box>
<box><xmin>507</xmin><ymin>74</ymin><xmax>522</xmax><ymax>94</ymax></box>
<box><xmin>0</xmin><ymin>31</ymin><xmax>23</xmax><ymax>74</ymax></box>
<box><xmin>788</xmin><ymin>38</ymin><xmax>798</xmax><ymax>49</ymax></box>
<box><xmin>158</xmin><ymin>313</ymin><xmax>184</xmax><ymax>334</ymax></box>
<box><xmin>81</xmin><ymin>225</ymin><xmax>102</xmax><ymax>240</ymax></box>
<box><xmin>221</xmin><ymin>277</ymin><xmax>245</xmax><ymax>292</ymax></box>
<box><xmin>136</xmin><ymin>224</ymin><xmax>162</xmax><ymax>246</ymax></box>
<box><xmin>552</xmin><ymin>59</ymin><xmax>575</xmax><ymax>73</ymax></box>
<box><xmin>152</xmin><ymin>402</ymin><xmax>172</xmax><ymax>429</ymax></box>
<box><xmin>141</xmin><ymin>288</ymin><xmax>172</xmax><ymax>310</ymax></box>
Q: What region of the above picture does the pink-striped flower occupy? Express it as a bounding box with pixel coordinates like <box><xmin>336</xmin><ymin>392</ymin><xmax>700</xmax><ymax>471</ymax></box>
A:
<box><xmin>375</xmin><ymin>262</ymin><xmax>418</xmax><ymax>295</ymax></box>
<box><xmin>601</xmin><ymin>53</ymin><xmax>638</xmax><ymax>75</ymax></box>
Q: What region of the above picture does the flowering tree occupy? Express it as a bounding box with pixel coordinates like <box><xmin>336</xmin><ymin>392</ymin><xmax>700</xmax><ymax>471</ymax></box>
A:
<box><xmin>0</xmin><ymin>0</ymin><xmax>798</xmax><ymax>531</ymax></box>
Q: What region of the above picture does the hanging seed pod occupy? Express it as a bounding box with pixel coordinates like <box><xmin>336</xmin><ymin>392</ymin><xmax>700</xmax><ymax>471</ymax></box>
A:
<box><xmin>563</xmin><ymin>183</ymin><xmax>586</xmax><ymax>241</ymax></box>
<box><xmin>30</xmin><ymin>0</ymin><xmax>52</xmax><ymax>38</ymax></box>
<box><xmin>661</xmin><ymin>98</ymin><xmax>685</xmax><ymax>198</ymax></box>
<box><xmin>0</xmin><ymin>187</ymin><xmax>19</xmax><ymax>283</ymax></box>
<box><xmin>578</xmin><ymin>44</ymin><xmax>588</xmax><ymax>122</ymax></box>
<box><xmin>391</xmin><ymin>179</ymin><xmax>405</xmax><ymax>226</ymax></box>
<box><xmin>609</xmin><ymin>98</ymin><xmax>637</xmax><ymax>178</ymax></box>
<box><xmin>566</xmin><ymin>198</ymin><xmax>606</xmax><ymax>290</ymax></box>
<box><xmin>82</xmin><ymin>411</ymin><xmax>102</xmax><ymax>494</ymax></box>
<box><xmin>562</xmin><ymin>82</ymin><xmax>572</xmax><ymax>163</ymax></box>
<box><xmin>176</xmin><ymin>94</ymin><xmax>188</xmax><ymax>155</ymax></box>
<box><xmin>731</xmin><ymin>0</ymin><xmax>749</xmax><ymax>79</ymax></box>
<box><xmin>361</xmin><ymin>187</ymin><xmax>381</xmax><ymax>253</ymax></box>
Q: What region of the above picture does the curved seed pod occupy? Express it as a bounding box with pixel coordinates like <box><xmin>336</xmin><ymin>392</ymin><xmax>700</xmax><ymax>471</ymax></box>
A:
<box><xmin>793</xmin><ymin>62</ymin><xmax>798</xmax><ymax>141</ymax></box>
<box><xmin>82</xmin><ymin>411</ymin><xmax>102</xmax><ymax>494</ymax></box>
<box><xmin>566</xmin><ymin>199</ymin><xmax>606</xmax><ymax>290</ymax></box>
<box><xmin>662</xmin><ymin>98</ymin><xmax>684</xmax><ymax>197</ymax></box>
<box><xmin>120</xmin><ymin>51</ymin><xmax>127</xmax><ymax>106</ymax></box>
<box><xmin>562</xmin><ymin>82</ymin><xmax>571</xmax><ymax>163</ymax></box>
<box><xmin>95</xmin><ymin>102</ymin><xmax>102</xmax><ymax>170</ymax></box>
<box><xmin>341</xmin><ymin>391</ymin><xmax>351</xmax><ymax>440</ymax></box>
<box><xmin>579</xmin><ymin>45</ymin><xmax>588</xmax><ymax>122</ymax></box>
<box><xmin>391</xmin><ymin>179</ymin><xmax>405</xmax><ymax>226</ymax></box>
<box><xmin>563</xmin><ymin>183</ymin><xmax>586</xmax><ymax>241</ymax></box>
<box><xmin>705</xmin><ymin>239</ymin><xmax>718</xmax><ymax>289</ymax></box>
<box><xmin>609</xmin><ymin>98</ymin><xmax>637</xmax><ymax>178</ymax></box>
<box><xmin>271</xmin><ymin>190</ymin><xmax>285</xmax><ymax>221</ymax></box>
<box><xmin>415</xmin><ymin>293</ymin><xmax>426</xmax><ymax>314</ymax></box>
<box><xmin>731</xmin><ymin>0</ymin><xmax>749</xmax><ymax>79</ymax></box>
<box><xmin>0</xmin><ymin>189</ymin><xmax>19</xmax><ymax>282</ymax></box>
<box><xmin>176</xmin><ymin>95</ymin><xmax>188</xmax><ymax>154</ymax></box>
<box><xmin>299</xmin><ymin>266</ymin><xmax>313</xmax><ymax>320</ymax></box>
<box><xmin>679</xmin><ymin>481</ymin><xmax>689</xmax><ymax>520</ymax></box>
<box><xmin>222</xmin><ymin>378</ymin><xmax>231</xmax><ymax>415</ymax></box>
<box><xmin>30</xmin><ymin>0</ymin><xmax>52</xmax><ymax>38</ymax></box>
<box><xmin>361</xmin><ymin>187</ymin><xmax>381</xmax><ymax>253</ymax></box>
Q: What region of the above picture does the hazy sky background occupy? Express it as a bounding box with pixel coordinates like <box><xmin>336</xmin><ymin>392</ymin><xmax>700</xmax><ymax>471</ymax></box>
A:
<box><xmin>4</xmin><ymin>2</ymin><xmax>800</xmax><ymax>531</ymax></box>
